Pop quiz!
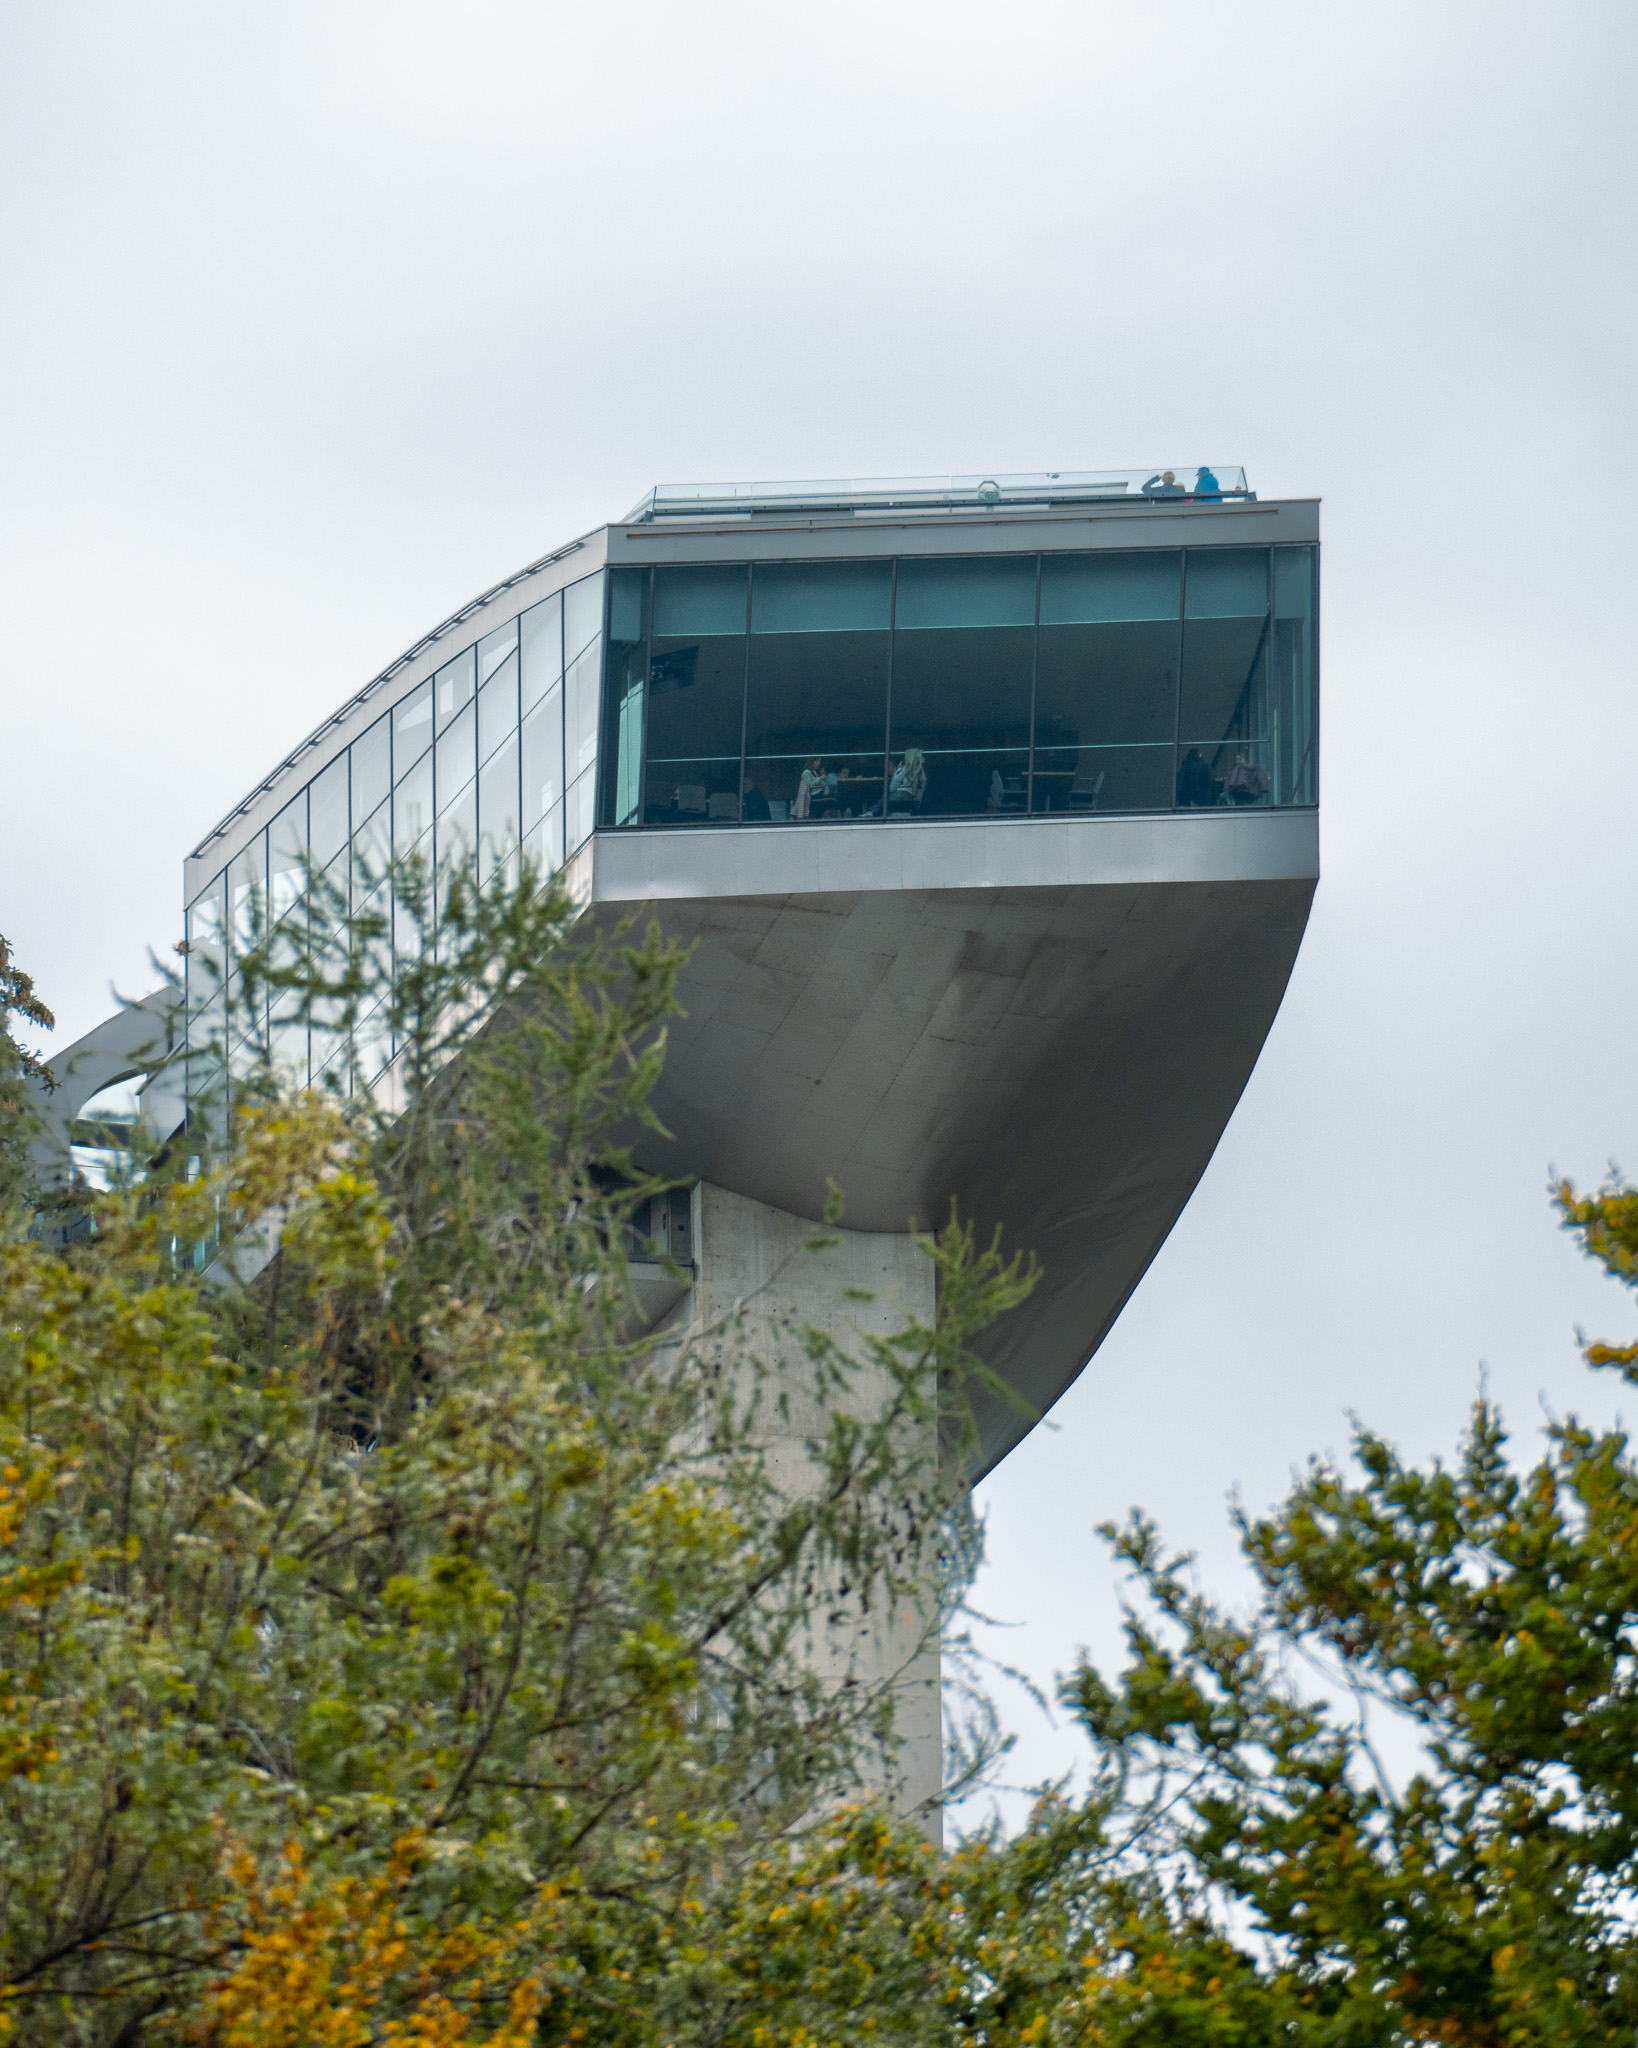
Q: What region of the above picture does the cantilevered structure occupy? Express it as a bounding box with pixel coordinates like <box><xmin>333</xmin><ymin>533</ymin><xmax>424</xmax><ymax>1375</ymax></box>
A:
<box><xmin>47</xmin><ymin>466</ymin><xmax>1320</xmax><ymax>1807</ymax></box>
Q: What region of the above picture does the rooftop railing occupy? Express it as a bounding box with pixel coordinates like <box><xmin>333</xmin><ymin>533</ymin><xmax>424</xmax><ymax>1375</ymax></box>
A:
<box><xmin>623</xmin><ymin>469</ymin><xmax>1251</xmax><ymax>522</ymax></box>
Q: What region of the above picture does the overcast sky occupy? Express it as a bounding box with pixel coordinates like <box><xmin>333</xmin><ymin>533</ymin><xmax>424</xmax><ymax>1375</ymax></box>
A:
<box><xmin>4</xmin><ymin>2</ymin><xmax>1637</xmax><ymax>1808</ymax></box>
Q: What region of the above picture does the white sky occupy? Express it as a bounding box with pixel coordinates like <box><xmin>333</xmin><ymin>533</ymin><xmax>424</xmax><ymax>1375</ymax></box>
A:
<box><xmin>4</xmin><ymin>1</ymin><xmax>1637</xmax><ymax>1807</ymax></box>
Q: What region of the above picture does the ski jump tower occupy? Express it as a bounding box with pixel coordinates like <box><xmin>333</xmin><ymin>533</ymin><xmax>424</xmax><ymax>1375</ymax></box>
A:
<box><xmin>60</xmin><ymin>469</ymin><xmax>1321</xmax><ymax>1815</ymax></box>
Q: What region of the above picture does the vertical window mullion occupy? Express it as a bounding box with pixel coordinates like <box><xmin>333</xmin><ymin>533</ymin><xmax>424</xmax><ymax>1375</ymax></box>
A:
<box><xmin>883</xmin><ymin>559</ymin><xmax>898</xmax><ymax>809</ymax></box>
<box><xmin>738</xmin><ymin>563</ymin><xmax>751</xmax><ymax>822</ymax></box>
<box><xmin>1171</xmin><ymin>552</ymin><xmax>1187</xmax><ymax>809</ymax></box>
<box><xmin>1026</xmin><ymin>553</ymin><xmax>1042</xmax><ymax>814</ymax></box>
<box><xmin>640</xmin><ymin>565</ymin><xmax>653</xmax><ymax>825</ymax></box>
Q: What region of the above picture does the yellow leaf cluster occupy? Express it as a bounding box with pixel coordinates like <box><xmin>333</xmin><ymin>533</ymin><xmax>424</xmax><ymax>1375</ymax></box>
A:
<box><xmin>189</xmin><ymin>1836</ymin><xmax>546</xmax><ymax>2047</ymax></box>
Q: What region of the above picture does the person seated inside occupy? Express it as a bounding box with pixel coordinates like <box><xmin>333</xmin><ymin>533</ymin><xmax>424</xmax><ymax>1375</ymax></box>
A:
<box><xmin>1222</xmin><ymin>751</ymin><xmax>1269</xmax><ymax>804</ymax></box>
<box><xmin>1176</xmin><ymin>746</ymin><xmax>1218</xmax><ymax>808</ymax></box>
<box><xmin>792</xmin><ymin>758</ymin><xmax>827</xmax><ymax>820</ymax></box>
<box><xmin>887</xmin><ymin>747</ymin><xmax>927</xmax><ymax>814</ymax></box>
<box><xmin>741</xmin><ymin>783</ymin><xmax>771</xmax><ymax>822</ymax></box>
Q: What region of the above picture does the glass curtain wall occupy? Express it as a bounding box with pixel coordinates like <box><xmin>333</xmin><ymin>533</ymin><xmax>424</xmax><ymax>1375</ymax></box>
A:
<box><xmin>185</xmin><ymin>568</ymin><xmax>605</xmax><ymax>1093</ymax></box>
<box><xmin>600</xmin><ymin>546</ymin><xmax>1315</xmax><ymax>829</ymax></box>
<box><xmin>748</xmin><ymin>562</ymin><xmax>891</xmax><ymax>819</ymax></box>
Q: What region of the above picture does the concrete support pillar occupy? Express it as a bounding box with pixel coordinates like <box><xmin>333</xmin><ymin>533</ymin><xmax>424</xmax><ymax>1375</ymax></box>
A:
<box><xmin>664</xmin><ymin>1182</ymin><xmax>943</xmax><ymax>1830</ymax></box>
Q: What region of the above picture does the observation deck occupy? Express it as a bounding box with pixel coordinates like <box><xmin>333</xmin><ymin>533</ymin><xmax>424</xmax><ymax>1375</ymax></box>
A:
<box><xmin>149</xmin><ymin>468</ymin><xmax>1320</xmax><ymax>1475</ymax></box>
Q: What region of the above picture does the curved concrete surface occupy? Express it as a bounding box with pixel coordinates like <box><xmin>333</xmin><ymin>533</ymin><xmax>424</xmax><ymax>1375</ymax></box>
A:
<box><xmin>581</xmin><ymin>806</ymin><xmax>1317</xmax><ymax>1475</ymax></box>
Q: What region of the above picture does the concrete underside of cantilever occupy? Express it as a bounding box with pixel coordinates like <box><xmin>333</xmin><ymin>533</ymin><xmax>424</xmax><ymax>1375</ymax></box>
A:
<box><xmin>578</xmin><ymin>808</ymin><xmax>1318</xmax><ymax>1478</ymax></box>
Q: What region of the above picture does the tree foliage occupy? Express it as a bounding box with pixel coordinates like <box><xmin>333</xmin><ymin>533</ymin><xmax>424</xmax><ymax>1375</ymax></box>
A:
<box><xmin>9</xmin><ymin>856</ymin><xmax>1638</xmax><ymax>2046</ymax></box>
<box><xmin>0</xmin><ymin>862</ymin><xmax>1037</xmax><ymax>2043</ymax></box>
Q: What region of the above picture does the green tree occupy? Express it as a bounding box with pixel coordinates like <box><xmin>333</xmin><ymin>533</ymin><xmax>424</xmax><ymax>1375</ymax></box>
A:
<box><xmin>1057</xmin><ymin>1168</ymin><xmax>1638</xmax><ymax>2046</ymax></box>
<box><xmin>0</xmin><ymin>936</ymin><xmax>53</xmax><ymax>1213</ymax></box>
<box><xmin>0</xmin><ymin>863</ymin><xmax>1036</xmax><ymax>2045</ymax></box>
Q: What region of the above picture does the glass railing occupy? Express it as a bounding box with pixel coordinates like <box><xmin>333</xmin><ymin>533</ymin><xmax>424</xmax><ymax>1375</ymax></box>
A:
<box><xmin>624</xmin><ymin>469</ymin><xmax>1251</xmax><ymax>522</ymax></box>
<box><xmin>600</xmin><ymin>543</ymin><xmax>1315</xmax><ymax>829</ymax></box>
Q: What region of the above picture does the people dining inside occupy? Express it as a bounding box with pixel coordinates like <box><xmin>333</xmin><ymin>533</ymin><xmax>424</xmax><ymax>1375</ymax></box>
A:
<box><xmin>887</xmin><ymin>748</ymin><xmax>927</xmax><ymax>814</ymax></box>
<box><xmin>1223</xmin><ymin>752</ymin><xmax>1269</xmax><ymax>804</ymax></box>
<box><xmin>792</xmin><ymin>758</ymin><xmax>827</xmax><ymax>819</ymax></box>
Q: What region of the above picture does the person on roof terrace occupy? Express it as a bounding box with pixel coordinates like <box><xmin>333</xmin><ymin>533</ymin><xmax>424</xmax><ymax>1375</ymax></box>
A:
<box><xmin>1143</xmin><ymin>469</ymin><xmax>1186</xmax><ymax>499</ymax></box>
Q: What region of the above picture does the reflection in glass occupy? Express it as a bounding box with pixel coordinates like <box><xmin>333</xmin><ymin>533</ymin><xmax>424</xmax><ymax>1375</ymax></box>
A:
<box><xmin>644</xmin><ymin>565</ymin><xmax>746</xmax><ymax>824</ymax></box>
<box><xmin>435</xmin><ymin>647</ymin><xmax>475</xmax><ymax>732</ymax></box>
<box><xmin>269</xmin><ymin>791</ymin><xmax>307</xmax><ymax>925</ymax></box>
<box><xmin>1179</xmin><ymin>548</ymin><xmax>1271</xmax><ymax>807</ymax></box>
<box><xmin>394</xmin><ymin>749</ymin><xmax>432</xmax><ymax>857</ymax></box>
<box><xmin>524</xmin><ymin>796</ymin><xmax>565</xmax><ymax>878</ymax></box>
<box><xmin>185</xmin><ymin>874</ymin><xmax>227</xmax><ymax>1084</ymax></box>
<box><xmin>1034</xmin><ymin>550</ymin><xmax>1180</xmax><ymax>814</ymax></box>
<box><xmin>393</xmin><ymin>680</ymin><xmax>432</xmax><ymax>769</ymax></box>
<box><xmin>352</xmin><ymin>715</ymin><xmax>391</xmax><ymax>825</ymax></box>
<box><xmin>352</xmin><ymin>799</ymin><xmax>391</xmax><ymax>908</ymax></box>
<box><xmin>521</xmin><ymin>592</ymin><xmax>562</xmax><ymax>714</ymax></box>
<box><xmin>226</xmin><ymin>833</ymin><xmax>266</xmax><ymax>1045</ymax></box>
<box><xmin>564</xmin><ymin>575</ymin><xmax>604</xmax><ymax>808</ymax></box>
<box><xmin>478</xmin><ymin>643</ymin><xmax>519</xmax><ymax>763</ymax></box>
<box><xmin>521</xmin><ymin>687</ymin><xmax>563</xmax><ymax>837</ymax></box>
<box><xmin>479</xmin><ymin>735</ymin><xmax>520</xmax><ymax>881</ymax></box>
<box><xmin>891</xmin><ymin>556</ymin><xmax>1034</xmax><ymax>818</ymax></box>
<box><xmin>566</xmin><ymin>768</ymin><xmax>596</xmax><ymax>856</ymax></box>
<box><xmin>437</xmin><ymin>779</ymin><xmax>477</xmax><ymax>872</ymax></box>
<box><xmin>310</xmin><ymin>753</ymin><xmax>349</xmax><ymax>871</ymax></box>
<box><xmin>1272</xmin><ymin>546</ymin><xmax>1317</xmax><ymax>806</ymax></box>
<box><xmin>744</xmin><ymin>561</ymin><xmax>889</xmax><ymax>822</ymax></box>
<box><xmin>435</xmin><ymin>699</ymin><xmax>476</xmax><ymax>816</ymax></box>
<box><xmin>478</xmin><ymin>617</ymin><xmax>518</xmax><ymax>683</ymax></box>
<box><xmin>605</xmin><ymin>569</ymin><xmax>648</xmax><ymax>826</ymax></box>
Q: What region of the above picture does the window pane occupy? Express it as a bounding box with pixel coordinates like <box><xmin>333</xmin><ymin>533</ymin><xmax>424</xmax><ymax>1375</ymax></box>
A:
<box><xmin>524</xmin><ymin>797</ymin><xmax>565</xmax><ymax>878</ymax></box>
<box><xmin>1272</xmin><ymin>545</ymin><xmax>1317</xmax><ymax>805</ymax></box>
<box><xmin>522</xmin><ymin>685</ymin><xmax>563</xmax><ymax>833</ymax></box>
<box><xmin>604</xmin><ymin>568</ymin><xmax>648</xmax><ymax>826</ymax></box>
<box><xmin>478</xmin><ymin>645</ymin><xmax>520</xmax><ymax>763</ymax></box>
<box><xmin>352</xmin><ymin>798</ymin><xmax>391</xmax><ymax>905</ymax></box>
<box><xmin>435</xmin><ymin>647</ymin><xmax>475</xmax><ymax>732</ymax></box>
<box><xmin>566</xmin><ymin>767</ymin><xmax>596</xmax><ymax>855</ymax></box>
<box><xmin>564</xmin><ymin>572</ymin><xmax>604</xmax><ymax>667</ymax></box>
<box><xmin>394</xmin><ymin>749</ymin><xmax>433</xmax><ymax>855</ymax></box>
<box><xmin>186</xmin><ymin>873</ymin><xmax>227</xmax><ymax>1031</ymax></box>
<box><xmin>890</xmin><ymin>556</ymin><xmax>1034</xmax><ymax>819</ymax></box>
<box><xmin>653</xmin><ymin>564</ymin><xmax>745</xmax><ymax>638</ymax></box>
<box><xmin>435</xmin><ymin>698</ymin><xmax>476</xmax><ymax>814</ymax></box>
<box><xmin>269</xmin><ymin>791</ymin><xmax>307</xmax><ymax>925</ymax></box>
<box><xmin>745</xmin><ymin>561</ymin><xmax>889</xmax><ymax>823</ymax></box>
<box><xmin>479</xmin><ymin>735</ymin><xmax>520</xmax><ymax>880</ymax></box>
<box><xmin>478</xmin><ymin>617</ymin><xmax>518</xmax><ymax>683</ymax></box>
<box><xmin>352</xmin><ymin>714</ymin><xmax>390</xmax><ymax>823</ymax></box>
<box><xmin>645</xmin><ymin>566</ymin><xmax>746</xmax><ymax>823</ymax></box>
<box><xmin>226</xmin><ymin>832</ymin><xmax>266</xmax><ymax>1039</ymax></box>
<box><xmin>565</xmin><ymin>609</ymin><xmax>602</xmax><ymax>788</ymax></box>
<box><xmin>894</xmin><ymin>555</ymin><xmax>1035</xmax><ymax>631</ymax></box>
<box><xmin>310</xmin><ymin>754</ymin><xmax>349</xmax><ymax>870</ymax></box>
<box><xmin>1034</xmin><ymin>550</ymin><xmax>1179</xmax><ymax>814</ymax></box>
<box><xmin>437</xmin><ymin>779</ymin><xmax>477</xmax><ymax>869</ymax></box>
<box><xmin>521</xmin><ymin>591</ymin><xmax>563</xmax><ymax>714</ymax></box>
<box><xmin>393</xmin><ymin>680</ymin><xmax>433</xmax><ymax>768</ymax></box>
<box><xmin>1180</xmin><ymin>548</ymin><xmax>1271</xmax><ymax>807</ymax></box>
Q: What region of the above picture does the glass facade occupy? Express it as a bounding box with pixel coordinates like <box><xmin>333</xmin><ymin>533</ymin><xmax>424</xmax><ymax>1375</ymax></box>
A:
<box><xmin>183</xmin><ymin>534</ymin><xmax>1316</xmax><ymax>1096</ymax></box>
<box><xmin>599</xmin><ymin>544</ymin><xmax>1316</xmax><ymax>828</ymax></box>
<box><xmin>185</xmin><ymin>570</ymin><xmax>606</xmax><ymax>1089</ymax></box>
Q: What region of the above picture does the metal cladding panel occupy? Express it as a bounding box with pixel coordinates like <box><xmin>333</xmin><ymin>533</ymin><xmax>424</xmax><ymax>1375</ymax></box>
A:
<box><xmin>585</xmin><ymin>809</ymin><xmax>1317</xmax><ymax>1474</ymax></box>
<box><xmin>606</xmin><ymin>499</ymin><xmax>1317</xmax><ymax>568</ymax></box>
